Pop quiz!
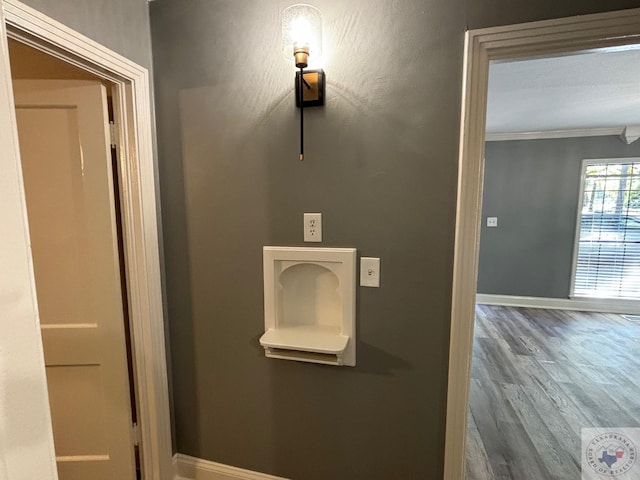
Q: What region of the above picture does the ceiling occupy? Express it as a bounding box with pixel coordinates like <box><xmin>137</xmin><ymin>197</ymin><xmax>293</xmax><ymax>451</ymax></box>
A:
<box><xmin>486</xmin><ymin>47</ymin><xmax>640</xmax><ymax>137</ymax></box>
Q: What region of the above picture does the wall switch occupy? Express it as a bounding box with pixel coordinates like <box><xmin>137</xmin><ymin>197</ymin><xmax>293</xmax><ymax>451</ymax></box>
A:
<box><xmin>487</xmin><ymin>217</ymin><xmax>498</xmax><ymax>227</ymax></box>
<box><xmin>360</xmin><ymin>257</ymin><xmax>380</xmax><ymax>287</ymax></box>
<box><xmin>304</xmin><ymin>213</ymin><xmax>322</xmax><ymax>242</ymax></box>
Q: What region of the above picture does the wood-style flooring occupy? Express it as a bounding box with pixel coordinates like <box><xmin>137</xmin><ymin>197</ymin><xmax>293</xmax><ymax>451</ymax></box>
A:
<box><xmin>465</xmin><ymin>305</ymin><xmax>640</xmax><ymax>480</ymax></box>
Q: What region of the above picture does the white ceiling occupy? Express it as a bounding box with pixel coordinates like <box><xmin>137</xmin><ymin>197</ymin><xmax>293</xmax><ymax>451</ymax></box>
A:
<box><xmin>486</xmin><ymin>48</ymin><xmax>640</xmax><ymax>136</ymax></box>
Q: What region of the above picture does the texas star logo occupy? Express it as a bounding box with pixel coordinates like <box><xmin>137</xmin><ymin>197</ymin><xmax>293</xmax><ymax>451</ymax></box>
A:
<box><xmin>585</xmin><ymin>432</ymin><xmax>637</xmax><ymax>477</ymax></box>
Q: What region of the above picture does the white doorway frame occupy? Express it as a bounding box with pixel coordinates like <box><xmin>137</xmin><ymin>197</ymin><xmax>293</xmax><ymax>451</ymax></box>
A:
<box><xmin>444</xmin><ymin>8</ymin><xmax>640</xmax><ymax>479</ymax></box>
<box><xmin>0</xmin><ymin>1</ymin><xmax>172</xmax><ymax>479</ymax></box>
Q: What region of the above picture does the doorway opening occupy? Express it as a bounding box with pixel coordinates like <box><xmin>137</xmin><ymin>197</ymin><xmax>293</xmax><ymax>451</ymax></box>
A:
<box><xmin>470</xmin><ymin>47</ymin><xmax>640</xmax><ymax>472</ymax></box>
<box><xmin>0</xmin><ymin>1</ymin><xmax>172</xmax><ymax>478</ymax></box>
<box><xmin>9</xmin><ymin>38</ymin><xmax>142</xmax><ymax>479</ymax></box>
<box><xmin>469</xmin><ymin>49</ymin><xmax>640</xmax><ymax>477</ymax></box>
<box><xmin>445</xmin><ymin>8</ymin><xmax>640</xmax><ymax>479</ymax></box>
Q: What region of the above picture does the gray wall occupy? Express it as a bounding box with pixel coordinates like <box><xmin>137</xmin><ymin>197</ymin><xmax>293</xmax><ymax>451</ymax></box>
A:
<box><xmin>478</xmin><ymin>136</ymin><xmax>640</xmax><ymax>298</ymax></box>
<box><xmin>466</xmin><ymin>0</ymin><xmax>640</xmax><ymax>29</ymax></box>
<box><xmin>152</xmin><ymin>2</ymin><xmax>462</xmax><ymax>478</ymax></box>
<box><xmin>19</xmin><ymin>0</ymin><xmax>152</xmax><ymax>69</ymax></box>
<box><xmin>149</xmin><ymin>1</ymin><xmax>640</xmax><ymax>479</ymax></box>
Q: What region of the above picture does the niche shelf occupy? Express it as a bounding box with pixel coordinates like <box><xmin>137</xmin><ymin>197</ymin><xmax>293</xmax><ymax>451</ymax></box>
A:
<box><xmin>260</xmin><ymin>246</ymin><xmax>356</xmax><ymax>366</ymax></box>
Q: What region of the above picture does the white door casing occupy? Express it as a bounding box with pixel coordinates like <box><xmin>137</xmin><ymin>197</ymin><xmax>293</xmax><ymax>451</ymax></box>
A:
<box><xmin>15</xmin><ymin>79</ymin><xmax>137</xmax><ymax>480</ymax></box>
<box><xmin>445</xmin><ymin>8</ymin><xmax>640</xmax><ymax>479</ymax></box>
<box><xmin>0</xmin><ymin>1</ymin><xmax>172</xmax><ymax>479</ymax></box>
<box><xmin>0</xmin><ymin>11</ymin><xmax>58</xmax><ymax>480</ymax></box>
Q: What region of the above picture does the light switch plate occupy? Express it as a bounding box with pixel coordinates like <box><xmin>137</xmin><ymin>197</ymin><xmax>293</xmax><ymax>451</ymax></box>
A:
<box><xmin>360</xmin><ymin>257</ymin><xmax>380</xmax><ymax>287</ymax></box>
<box><xmin>487</xmin><ymin>217</ymin><xmax>498</xmax><ymax>227</ymax></box>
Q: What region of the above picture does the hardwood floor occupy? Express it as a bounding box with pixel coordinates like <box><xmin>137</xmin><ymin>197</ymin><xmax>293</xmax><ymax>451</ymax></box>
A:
<box><xmin>465</xmin><ymin>305</ymin><xmax>640</xmax><ymax>480</ymax></box>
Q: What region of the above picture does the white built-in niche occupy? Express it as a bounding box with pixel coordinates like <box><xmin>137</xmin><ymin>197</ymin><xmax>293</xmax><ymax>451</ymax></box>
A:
<box><xmin>259</xmin><ymin>246</ymin><xmax>356</xmax><ymax>366</ymax></box>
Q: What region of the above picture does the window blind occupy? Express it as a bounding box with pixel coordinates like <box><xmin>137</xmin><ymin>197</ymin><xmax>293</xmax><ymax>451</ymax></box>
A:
<box><xmin>573</xmin><ymin>160</ymin><xmax>640</xmax><ymax>299</ymax></box>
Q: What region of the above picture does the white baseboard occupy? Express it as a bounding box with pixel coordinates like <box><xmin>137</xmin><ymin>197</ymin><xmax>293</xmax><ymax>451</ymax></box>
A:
<box><xmin>476</xmin><ymin>293</ymin><xmax>640</xmax><ymax>315</ymax></box>
<box><xmin>173</xmin><ymin>454</ymin><xmax>289</xmax><ymax>480</ymax></box>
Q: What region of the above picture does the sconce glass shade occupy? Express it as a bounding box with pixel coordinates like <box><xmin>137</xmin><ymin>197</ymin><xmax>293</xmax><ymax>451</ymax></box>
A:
<box><xmin>282</xmin><ymin>4</ymin><xmax>323</xmax><ymax>67</ymax></box>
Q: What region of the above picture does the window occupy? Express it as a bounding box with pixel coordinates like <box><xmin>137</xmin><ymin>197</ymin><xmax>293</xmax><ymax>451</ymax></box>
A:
<box><xmin>572</xmin><ymin>159</ymin><xmax>640</xmax><ymax>299</ymax></box>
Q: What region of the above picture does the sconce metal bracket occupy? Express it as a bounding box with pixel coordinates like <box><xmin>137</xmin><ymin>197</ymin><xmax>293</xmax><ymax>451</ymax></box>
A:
<box><xmin>295</xmin><ymin>69</ymin><xmax>325</xmax><ymax>108</ymax></box>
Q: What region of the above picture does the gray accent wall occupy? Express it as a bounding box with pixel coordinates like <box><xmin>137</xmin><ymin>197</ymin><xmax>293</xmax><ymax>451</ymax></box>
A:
<box><xmin>149</xmin><ymin>0</ymin><xmax>640</xmax><ymax>479</ymax></box>
<box><xmin>19</xmin><ymin>0</ymin><xmax>153</xmax><ymax>69</ymax></box>
<box><xmin>478</xmin><ymin>137</ymin><xmax>640</xmax><ymax>298</ymax></box>
<box><xmin>151</xmin><ymin>2</ymin><xmax>463</xmax><ymax>478</ymax></box>
<box><xmin>466</xmin><ymin>0</ymin><xmax>640</xmax><ymax>29</ymax></box>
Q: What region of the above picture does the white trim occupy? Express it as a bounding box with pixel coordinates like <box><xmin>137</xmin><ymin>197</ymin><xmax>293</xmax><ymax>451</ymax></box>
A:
<box><xmin>446</xmin><ymin>8</ymin><xmax>640</xmax><ymax>480</ymax></box>
<box><xmin>0</xmin><ymin>6</ymin><xmax>58</xmax><ymax>480</ymax></box>
<box><xmin>0</xmin><ymin>1</ymin><xmax>172</xmax><ymax>479</ymax></box>
<box><xmin>476</xmin><ymin>294</ymin><xmax>640</xmax><ymax>315</ymax></box>
<box><xmin>569</xmin><ymin>158</ymin><xmax>590</xmax><ymax>295</ymax></box>
<box><xmin>173</xmin><ymin>454</ymin><xmax>289</xmax><ymax>480</ymax></box>
<box><xmin>485</xmin><ymin>127</ymin><xmax>623</xmax><ymax>142</ymax></box>
<box><xmin>621</xmin><ymin>126</ymin><xmax>640</xmax><ymax>144</ymax></box>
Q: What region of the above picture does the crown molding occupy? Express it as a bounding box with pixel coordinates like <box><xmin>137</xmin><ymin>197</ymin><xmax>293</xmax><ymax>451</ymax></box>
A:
<box><xmin>485</xmin><ymin>127</ymin><xmax>623</xmax><ymax>142</ymax></box>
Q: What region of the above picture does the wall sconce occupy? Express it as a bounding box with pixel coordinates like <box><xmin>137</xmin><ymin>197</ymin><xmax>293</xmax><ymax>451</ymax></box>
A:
<box><xmin>282</xmin><ymin>4</ymin><xmax>325</xmax><ymax>161</ymax></box>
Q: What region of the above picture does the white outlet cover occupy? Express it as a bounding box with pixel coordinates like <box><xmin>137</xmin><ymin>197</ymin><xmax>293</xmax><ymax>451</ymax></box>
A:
<box><xmin>487</xmin><ymin>217</ymin><xmax>498</xmax><ymax>227</ymax></box>
<box><xmin>360</xmin><ymin>257</ymin><xmax>380</xmax><ymax>287</ymax></box>
<box><xmin>304</xmin><ymin>213</ymin><xmax>322</xmax><ymax>242</ymax></box>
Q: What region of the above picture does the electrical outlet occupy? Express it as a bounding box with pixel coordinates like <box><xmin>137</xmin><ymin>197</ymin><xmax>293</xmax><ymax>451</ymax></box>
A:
<box><xmin>487</xmin><ymin>216</ymin><xmax>498</xmax><ymax>227</ymax></box>
<box><xmin>304</xmin><ymin>213</ymin><xmax>322</xmax><ymax>242</ymax></box>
